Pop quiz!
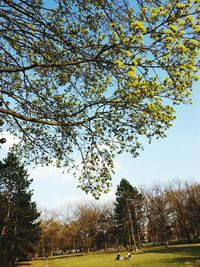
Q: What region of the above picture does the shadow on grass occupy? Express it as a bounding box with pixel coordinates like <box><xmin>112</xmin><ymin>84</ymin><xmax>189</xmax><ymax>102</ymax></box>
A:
<box><xmin>15</xmin><ymin>264</ymin><xmax>32</xmax><ymax>266</ymax></box>
<box><xmin>161</xmin><ymin>257</ymin><xmax>200</xmax><ymax>266</ymax></box>
<box><xmin>16</xmin><ymin>253</ymin><xmax>85</xmax><ymax>266</ymax></box>
<box><xmin>142</xmin><ymin>245</ymin><xmax>200</xmax><ymax>256</ymax></box>
<box><xmin>47</xmin><ymin>253</ymin><xmax>85</xmax><ymax>260</ymax></box>
<box><xmin>142</xmin><ymin>245</ymin><xmax>200</xmax><ymax>266</ymax></box>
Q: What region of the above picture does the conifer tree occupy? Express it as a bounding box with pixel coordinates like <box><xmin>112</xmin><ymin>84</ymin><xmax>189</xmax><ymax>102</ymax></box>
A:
<box><xmin>0</xmin><ymin>153</ymin><xmax>40</xmax><ymax>267</ymax></box>
<box><xmin>114</xmin><ymin>178</ymin><xmax>143</xmax><ymax>250</ymax></box>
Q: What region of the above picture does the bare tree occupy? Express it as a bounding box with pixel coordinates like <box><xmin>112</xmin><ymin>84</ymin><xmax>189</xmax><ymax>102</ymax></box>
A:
<box><xmin>144</xmin><ymin>184</ymin><xmax>171</xmax><ymax>247</ymax></box>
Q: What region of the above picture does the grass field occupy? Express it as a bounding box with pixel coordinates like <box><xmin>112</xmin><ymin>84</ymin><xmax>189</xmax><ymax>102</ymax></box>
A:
<box><xmin>18</xmin><ymin>243</ymin><xmax>200</xmax><ymax>267</ymax></box>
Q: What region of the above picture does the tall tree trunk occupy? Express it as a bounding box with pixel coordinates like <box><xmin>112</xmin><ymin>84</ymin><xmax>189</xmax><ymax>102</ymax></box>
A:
<box><xmin>104</xmin><ymin>240</ymin><xmax>108</xmax><ymax>252</ymax></box>
<box><xmin>163</xmin><ymin>225</ymin><xmax>169</xmax><ymax>247</ymax></box>
<box><xmin>137</xmin><ymin>227</ymin><xmax>141</xmax><ymax>249</ymax></box>
<box><xmin>1</xmin><ymin>195</ymin><xmax>12</xmax><ymax>238</ymax></box>
<box><xmin>0</xmin><ymin>195</ymin><xmax>15</xmax><ymax>266</ymax></box>
<box><xmin>127</xmin><ymin>200</ymin><xmax>137</xmax><ymax>250</ymax></box>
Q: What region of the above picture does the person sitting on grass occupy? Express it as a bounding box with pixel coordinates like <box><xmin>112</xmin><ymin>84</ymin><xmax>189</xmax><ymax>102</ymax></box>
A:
<box><xmin>124</xmin><ymin>252</ymin><xmax>132</xmax><ymax>260</ymax></box>
<box><xmin>115</xmin><ymin>252</ymin><xmax>123</xmax><ymax>260</ymax></box>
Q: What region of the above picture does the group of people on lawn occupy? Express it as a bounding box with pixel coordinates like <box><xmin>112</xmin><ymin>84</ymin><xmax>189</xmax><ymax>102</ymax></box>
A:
<box><xmin>115</xmin><ymin>252</ymin><xmax>132</xmax><ymax>260</ymax></box>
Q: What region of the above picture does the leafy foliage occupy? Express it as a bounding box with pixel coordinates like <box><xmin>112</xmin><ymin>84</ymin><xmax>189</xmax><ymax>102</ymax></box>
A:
<box><xmin>0</xmin><ymin>0</ymin><xmax>199</xmax><ymax>197</ymax></box>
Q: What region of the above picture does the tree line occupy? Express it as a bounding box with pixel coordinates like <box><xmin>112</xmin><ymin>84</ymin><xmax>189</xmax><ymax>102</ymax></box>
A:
<box><xmin>1</xmin><ymin>153</ymin><xmax>200</xmax><ymax>266</ymax></box>
<box><xmin>37</xmin><ymin>179</ymin><xmax>200</xmax><ymax>256</ymax></box>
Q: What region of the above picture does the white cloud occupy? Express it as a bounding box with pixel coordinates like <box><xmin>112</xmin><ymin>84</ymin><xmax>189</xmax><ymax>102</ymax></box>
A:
<box><xmin>29</xmin><ymin>157</ymin><xmax>120</xmax><ymax>209</ymax></box>
<box><xmin>29</xmin><ymin>157</ymin><xmax>86</xmax><ymax>184</ymax></box>
<box><xmin>0</xmin><ymin>131</ymin><xmax>20</xmax><ymax>159</ymax></box>
<box><xmin>51</xmin><ymin>187</ymin><xmax>116</xmax><ymax>209</ymax></box>
<box><xmin>51</xmin><ymin>195</ymin><xmax>91</xmax><ymax>208</ymax></box>
<box><xmin>29</xmin><ymin>164</ymin><xmax>74</xmax><ymax>183</ymax></box>
<box><xmin>29</xmin><ymin>157</ymin><xmax>121</xmax><ymax>183</ymax></box>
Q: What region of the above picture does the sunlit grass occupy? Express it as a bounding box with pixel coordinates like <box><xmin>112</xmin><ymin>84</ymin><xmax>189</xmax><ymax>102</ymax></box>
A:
<box><xmin>18</xmin><ymin>243</ymin><xmax>200</xmax><ymax>267</ymax></box>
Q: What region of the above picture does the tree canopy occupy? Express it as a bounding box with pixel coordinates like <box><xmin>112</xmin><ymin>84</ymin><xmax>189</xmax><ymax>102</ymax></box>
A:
<box><xmin>0</xmin><ymin>0</ymin><xmax>199</xmax><ymax>197</ymax></box>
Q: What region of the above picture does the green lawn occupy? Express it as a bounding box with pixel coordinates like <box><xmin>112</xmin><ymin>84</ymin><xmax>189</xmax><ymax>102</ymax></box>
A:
<box><xmin>18</xmin><ymin>243</ymin><xmax>200</xmax><ymax>267</ymax></box>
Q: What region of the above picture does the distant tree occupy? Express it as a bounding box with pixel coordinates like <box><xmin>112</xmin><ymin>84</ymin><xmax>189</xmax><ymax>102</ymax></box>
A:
<box><xmin>0</xmin><ymin>153</ymin><xmax>40</xmax><ymax>267</ymax></box>
<box><xmin>59</xmin><ymin>202</ymin><xmax>102</xmax><ymax>253</ymax></box>
<box><xmin>95</xmin><ymin>203</ymin><xmax>116</xmax><ymax>251</ymax></box>
<box><xmin>37</xmin><ymin>208</ymin><xmax>69</xmax><ymax>257</ymax></box>
<box><xmin>58</xmin><ymin>201</ymin><xmax>117</xmax><ymax>252</ymax></box>
<box><xmin>185</xmin><ymin>183</ymin><xmax>200</xmax><ymax>240</ymax></box>
<box><xmin>38</xmin><ymin>219</ymin><xmax>63</xmax><ymax>257</ymax></box>
<box><xmin>167</xmin><ymin>180</ymin><xmax>191</xmax><ymax>242</ymax></box>
<box><xmin>114</xmin><ymin>178</ymin><xmax>144</xmax><ymax>250</ymax></box>
<box><xmin>0</xmin><ymin>0</ymin><xmax>199</xmax><ymax>197</ymax></box>
<box><xmin>167</xmin><ymin>180</ymin><xmax>200</xmax><ymax>242</ymax></box>
<box><xmin>144</xmin><ymin>185</ymin><xmax>172</xmax><ymax>247</ymax></box>
<box><xmin>73</xmin><ymin>203</ymin><xmax>103</xmax><ymax>252</ymax></box>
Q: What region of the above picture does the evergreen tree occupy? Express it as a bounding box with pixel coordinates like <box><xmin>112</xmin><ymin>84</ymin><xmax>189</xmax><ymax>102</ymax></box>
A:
<box><xmin>114</xmin><ymin>178</ymin><xmax>144</xmax><ymax>250</ymax></box>
<box><xmin>0</xmin><ymin>153</ymin><xmax>40</xmax><ymax>267</ymax></box>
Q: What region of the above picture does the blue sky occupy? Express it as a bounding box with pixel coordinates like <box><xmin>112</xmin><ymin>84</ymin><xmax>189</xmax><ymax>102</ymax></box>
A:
<box><xmin>30</xmin><ymin>80</ymin><xmax>200</xmax><ymax>208</ymax></box>
<box><xmin>0</xmin><ymin>0</ymin><xmax>199</xmax><ymax>210</ymax></box>
<box><xmin>1</xmin><ymin>80</ymin><xmax>199</xmax><ymax>209</ymax></box>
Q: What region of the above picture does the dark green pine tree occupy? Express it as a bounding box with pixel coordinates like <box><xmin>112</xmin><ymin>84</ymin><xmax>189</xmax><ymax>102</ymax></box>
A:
<box><xmin>114</xmin><ymin>178</ymin><xmax>144</xmax><ymax>250</ymax></box>
<box><xmin>0</xmin><ymin>153</ymin><xmax>40</xmax><ymax>267</ymax></box>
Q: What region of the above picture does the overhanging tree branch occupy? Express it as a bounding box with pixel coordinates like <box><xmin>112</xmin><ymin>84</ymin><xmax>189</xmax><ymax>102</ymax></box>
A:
<box><xmin>0</xmin><ymin>0</ymin><xmax>199</xmax><ymax>197</ymax></box>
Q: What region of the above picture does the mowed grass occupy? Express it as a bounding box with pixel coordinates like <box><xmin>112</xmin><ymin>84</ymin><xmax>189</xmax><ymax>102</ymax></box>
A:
<box><xmin>18</xmin><ymin>243</ymin><xmax>200</xmax><ymax>267</ymax></box>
